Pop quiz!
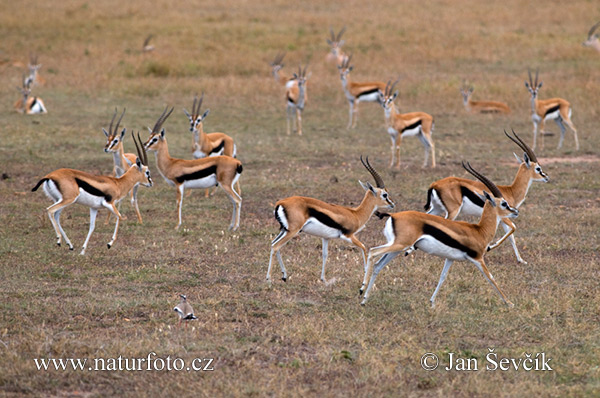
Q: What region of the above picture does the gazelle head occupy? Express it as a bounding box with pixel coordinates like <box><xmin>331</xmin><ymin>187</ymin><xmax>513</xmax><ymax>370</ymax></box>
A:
<box><xmin>183</xmin><ymin>94</ymin><xmax>210</xmax><ymax>133</ymax></box>
<box><xmin>379</xmin><ymin>80</ymin><xmax>400</xmax><ymax>111</ymax></box>
<box><xmin>326</xmin><ymin>26</ymin><xmax>346</xmax><ymax>64</ymax></box>
<box><xmin>292</xmin><ymin>64</ymin><xmax>310</xmax><ymax>86</ymax></box>
<box><xmin>463</xmin><ymin>161</ymin><xmax>518</xmax><ymax>219</ymax></box>
<box><xmin>270</xmin><ymin>52</ymin><xmax>286</xmax><ymax>79</ymax></box>
<box><xmin>132</xmin><ymin>131</ymin><xmax>153</xmax><ymax>187</ymax></box>
<box><xmin>524</xmin><ymin>68</ymin><xmax>542</xmax><ymax>99</ymax></box>
<box><xmin>27</xmin><ymin>54</ymin><xmax>42</xmax><ymax>82</ymax></box>
<box><xmin>505</xmin><ymin>129</ymin><xmax>549</xmax><ymax>183</ymax></box>
<box><xmin>337</xmin><ymin>53</ymin><xmax>353</xmax><ymax>81</ymax></box>
<box><xmin>583</xmin><ymin>21</ymin><xmax>600</xmax><ymax>48</ymax></box>
<box><xmin>143</xmin><ymin>106</ymin><xmax>174</xmax><ymax>152</ymax></box>
<box><xmin>359</xmin><ymin>156</ymin><xmax>395</xmax><ymax>211</ymax></box>
<box><xmin>459</xmin><ymin>84</ymin><xmax>474</xmax><ymax>105</ymax></box>
<box><xmin>17</xmin><ymin>78</ymin><xmax>32</xmax><ymax>101</ymax></box>
<box><xmin>103</xmin><ymin>108</ymin><xmax>126</xmax><ymax>153</ymax></box>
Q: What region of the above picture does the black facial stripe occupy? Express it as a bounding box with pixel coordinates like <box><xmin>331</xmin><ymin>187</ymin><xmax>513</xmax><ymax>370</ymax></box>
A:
<box><xmin>307</xmin><ymin>207</ymin><xmax>351</xmax><ymax>235</ymax></box>
<box><xmin>175</xmin><ymin>166</ymin><xmax>217</xmax><ymax>184</ymax></box>
<box><xmin>460</xmin><ymin>186</ymin><xmax>485</xmax><ymax>207</ymax></box>
<box><xmin>75</xmin><ymin>178</ymin><xmax>112</xmax><ymax>202</ymax></box>
<box><xmin>401</xmin><ymin>120</ymin><xmax>422</xmax><ymax>132</ymax></box>
<box><xmin>544</xmin><ymin>104</ymin><xmax>560</xmax><ymax>116</ymax></box>
<box><xmin>209</xmin><ymin>140</ymin><xmax>225</xmax><ymax>155</ymax></box>
<box><xmin>421</xmin><ymin>223</ymin><xmax>478</xmax><ymax>259</ymax></box>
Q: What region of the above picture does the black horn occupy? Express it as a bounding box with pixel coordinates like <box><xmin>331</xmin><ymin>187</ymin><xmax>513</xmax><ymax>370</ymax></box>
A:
<box><xmin>361</xmin><ymin>156</ymin><xmax>385</xmax><ymax>188</ymax></box>
<box><xmin>462</xmin><ymin>161</ymin><xmax>503</xmax><ymax>198</ymax></box>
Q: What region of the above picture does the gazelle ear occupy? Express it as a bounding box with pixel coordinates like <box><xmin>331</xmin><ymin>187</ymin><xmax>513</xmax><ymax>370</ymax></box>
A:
<box><xmin>102</xmin><ymin>128</ymin><xmax>109</xmax><ymax>137</ymax></box>
<box><xmin>136</xmin><ymin>157</ymin><xmax>142</xmax><ymax>169</ymax></box>
<box><xmin>348</xmin><ymin>66</ymin><xmax>353</xmax><ymax>72</ymax></box>
<box><xmin>160</xmin><ymin>128</ymin><xmax>166</xmax><ymax>138</ymax></box>
<box><xmin>359</xmin><ymin>180</ymin><xmax>375</xmax><ymax>194</ymax></box>
<box><xmin>513</xmin><ymin>152</ymin><xmax>523</xmax><ymax>165</ymax></box>
<box><xmin>392</xmin><ymin>90</ymin><xmax>399</xmax><ymax>100</ymax></box>
<box><xmin>538</xmin><ymin>81</ymin><xmax>543</xmax><ymax>88</ymax></box>
<box><xmin>147</xmin><ymin>126</ymin><xmax>153</xmax><ymax>133</ymax></box>
<box><xmin>201</xmin><ymin>109</ymin><xmax>210</xmax><ymax>120</ymax></box>
<box><xmin>524</xmin><ymin>81</ymin><xmax>530</xmax><ymax>88</ymax></box>
<box><xmin>183</xmin><ymin>108</ymin><xmax>191</xmax><ymax>119</ymax></box>
<box><xmin>523</xmin><ymin>152</ymin><xmax>531</xmax><ymax>168</ymax></box>
<box><xmin>483</xmin><ymin>191</ymin><xmax>496</xmax><ymax>207</ymax></box>
<box><xmin>326</xmin><ymin>39</ymin><xmax>333</xmax><ymax>45</ymax></box>
<box><xmin>120</xmin><ymin>128</ymin><xmax>126</xmax><ymax>139</ymax></box>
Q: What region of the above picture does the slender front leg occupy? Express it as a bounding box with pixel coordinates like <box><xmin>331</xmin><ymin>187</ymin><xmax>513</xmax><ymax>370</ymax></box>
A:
<box><xmin>80</xmin><ymin>208</ymin><xmax>98</xmax><ymax>255</ymax></box>
<box><xmin>352</xmin><ymin>100</ymin><xmax>359</xmax><ymax>129</ymax></box>
<box><xmin>320</xmin><ymin>238</ymin><xmax>330</xmax><ymax>283</ymax></box>
<box><xmin>389</xmin><ymin>134</ymin><xmax>397</xmax><ymax>168</ymax></box>
<box><xmin>532</xmin><ymin>120</ymin><xmax>539</xmax><ymax>150</ymax></box>
<box><xmin>470</xmin><ymin>258</ymin><xmax>514</xmax><ymax>307</ymax></box>
<box><xmin>347</xmin><ymin>100</ymin><xmax>354</xmax><ymax>129</ymax></box>
<box><xmin>430</xmin><ymin>259</ymin><xmax>453</xmax><ymax>307</ymax></box>
<box><xmin>175</xmin><ymin>184</ymin><xmax>184</xmax><ymax>230</ymax></box>
<box><xmin>131</xmin><ymin>184</ymin><xmax>142</xmax><ymax>224</ymax></box>
<box><xmin>106</xmin><ymin>203</ymin><xmax>122</xmax><ymax>249</ymax></box>
<box><xmin>296</xmin><ymin>109</ymin><xmax>302</xmax><ymax>135</ymax></box>
<box><xmin>361</xmin><ymin>250</ymin><xmax>400</xmax><ymax>305</ymax></box>
<box><xmin>489</xmin><ymin>219</ymin><xmax>516</xmax><ymax>252</ymax></box>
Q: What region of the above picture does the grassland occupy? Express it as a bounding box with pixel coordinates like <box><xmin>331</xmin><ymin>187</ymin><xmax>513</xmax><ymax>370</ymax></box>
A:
<box><xmin>1</xmin><ymin>0</ymin><xmax>599</xmax><ymax>396</ymax></box>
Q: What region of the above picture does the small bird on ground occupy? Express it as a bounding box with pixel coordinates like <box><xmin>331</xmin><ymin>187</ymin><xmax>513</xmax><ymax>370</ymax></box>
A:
<box><xmin>173</xmin><ymin>294</ymin><xmax>197</xmax><ymax>328</ymax></box>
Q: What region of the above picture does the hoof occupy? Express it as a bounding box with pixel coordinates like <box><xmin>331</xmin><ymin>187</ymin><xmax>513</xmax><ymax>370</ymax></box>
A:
<box><xmin>360</xmin><ymin>300</ymin><xmax>366</xmax><ymax>306</ymax></box>
<box><xmin>358</xmin><ymin>289</ymin><xmax>363</xmax><ymax>296</ymax></box>
<box><xmin>57</xmin><ymin>242</ymin><xmax>61</xmax><ymax>247</ymax></box>
<box><xmin>107</xmin><ymin>243</ymin><xmax>112</xmax><ymax>249</ymax></box>
<box><xmin>69</xmin><ymin>246</ymin><xmax>74</xmax><ymax>251</ymax></box>
<box><xmin>506</xmin><ymin>301</ymin><xmax>515</xmax><ymax>308</ymax></box>
<box><xmin>282</xmin><ymin>277</ymin><xmax>287</xmax><ymax>282</ymax></box>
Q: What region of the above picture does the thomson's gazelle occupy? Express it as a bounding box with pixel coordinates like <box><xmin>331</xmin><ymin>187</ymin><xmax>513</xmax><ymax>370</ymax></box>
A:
<box><xmin>270</xmin><ymin>54</ymin><xmax>310</xmax><ymax>135</ymax></box>
<box><xmin>14</xmin><ymin>79</ymin><xmax>47</xmax><ymax>115</ymax></box>
<box><xmin>583</xmin><ymin>21</ymin><xmax>600</xmax><ymax>52</ymax></box>
<box><xmin>325</xmin><ymin>26</ymin><xmax>347</xmax><ymax>66</ymax></box>
<box><xmin>460</xmin><ymin>85</ymin><xmax>510</xmax><ymax>114</ymax></box>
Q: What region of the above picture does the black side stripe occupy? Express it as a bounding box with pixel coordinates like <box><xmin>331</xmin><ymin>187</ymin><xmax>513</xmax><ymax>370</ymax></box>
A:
<box><xmin>424</xmin><ymin>188</ymin><xmax>433</xmax><ymax>210</ymax></box>
<box><xmin>209</xmin><ymin>140</ymin><xmax>225</xmax><ymax>155</ymax></box>
<box><xmin>307</xmin><ymin>207</ymin><xmax>351</xmax><ymax>235</ymax></box>
<box><xmin>401</xmin><ymin>119</ymin><xmax>422</xmax><ymax>133</ymax></box>
<box><xmin>460</xmin><ymin>186</ymin><xmax>485</xmax><ymax>207</ymax></box>
<box><xmin>544</xmin><ymin>104</ymin><xmax>560</xmax><ymax>117</ymax></box>
<box><xmin>175</xmin><ymin>166</ymin><xmax>217</xmax><ymax>184</ymax></box>
<box><xmin>357</xmin><ymin>87</ymin><xmax>381</xmax><ymax>97</ymax></box>
<box><xmin>421</xmin><ymin>223</ymin><xmax>478</xmax><ymax>259</ymax></box>
<box><xmin>75</xmin><ymin>178</ymin><xmax>112</xmax><ymax>202</ymax></box>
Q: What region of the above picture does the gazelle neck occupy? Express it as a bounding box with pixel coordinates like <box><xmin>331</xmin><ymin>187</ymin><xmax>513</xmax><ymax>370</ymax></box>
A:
<box><xmin>111</xmin><ymin>142</ymin><xmax>128</xmax><ymax>175</ymax></box>
<box><xmin>153</xmin><ymin>138</ymin><xmax>173</xmax><ymax>171</ymax></box>
<box><xmin>115</xmin><ymin>164</ymin><xmax>143</xmax><ymax>194</ymax></box>
<box><xmin>383</xmin><ymin>103</ymin><xmax>398</xmax><ymax>125</ymax></box>
<box><xmin>476</xmin><ymin>201</ymin><xmax>502</xmax><ymax>242</ymax></box>
<box><xmin>351</xmin><ymin>190</ymin><xmax>382</xmax><ymax>226</ymax></box>
<box><xmin>530</xmin><ymin>94</ymin><xmax>538</xmax><ymax>114</ymax></box>
<box><xmin>505</xmin><ymin>163</ymin><xmax>533</xmax><ymax>207</ymax></box>
<box><xmin>297</xmin><ymin>82</ymin><xmax>306</xmax><ymax>109</ymax></box>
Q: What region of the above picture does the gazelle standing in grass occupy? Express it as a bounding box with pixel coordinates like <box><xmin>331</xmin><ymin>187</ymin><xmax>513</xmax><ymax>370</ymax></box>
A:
<box><xmin>325</xmin><ymin>26</ymin><xmax>347</xmax><ymax>66</ymax></box>
<box><xmin>360</xmin><ymin>162</ymin><xmax>518</xmax><ymax>307</ymax></box>
<box><xmin>583</xmin><ymin>21</ymin><xmax>600</xmax><ymax>52</ymax></box>
<box><xmin>183</xmin><ymin>94</ymin><xmax>239</xmax><ymax>197</ymax></box>
<box><xmin>267</xmin><ymin>156</ymin><xmax>395</xmax><ymax>285</ymax></box>
<box><xmin>459</xmin><ymin>85</ymin><xmax>510</xmax><ymax>114</ymax></box>
<box><xmin>338</xmin><ymin>55</ymin><xmax>387</xmax><ymax>129</ymax></box>
<box><xmin>143</xmin><ymin>107</ymin><xmax>243</xmax><ymax>231</ymax></box>
<box><xmin>379</xmin><ymin>80</ymin><xmax>435</xmax><ymax>168</ymax></box>
<box><xmin>270</xmin><ymin>54</ymin><xmax>310</xmax><ymax>135</ymax></box>
<box><xmin>31</xmin><ymin>133</ymin><xmax>153</xmax><ymax>255</ymax></box>
<box><xmin>25</xmin><ymin>54</ymin><xmax>46</xmax><ymax>87</ymax></box>
<box><xmin>14</xmin><ymin>79</ymin><xmax>47</xmax><ymax>114</ymax></box>
<box><xmin>102</xmin><ymin>108</ymin><xmax>144</xmax><ymax>224</ymax></box>
<box><xmin>425</xmin><ymin>129</ymin><xmax>548</xmax><ymax>264</ymax></box>
<box><xmin>525</xmin><ymin>69</ymin><xmax>579</xmax><ymax>150</ymax></box>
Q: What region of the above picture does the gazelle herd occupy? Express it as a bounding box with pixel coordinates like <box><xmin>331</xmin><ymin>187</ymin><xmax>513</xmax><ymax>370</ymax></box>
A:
<box><xmin>29</xmin><ymin>23</ymin><xmax>591</xmax><ymax>309</ymax></box>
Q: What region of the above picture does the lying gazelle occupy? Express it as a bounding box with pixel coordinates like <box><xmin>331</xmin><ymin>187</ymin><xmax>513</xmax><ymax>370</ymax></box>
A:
<box><xmin>31</xmin><ymin>132</ymin><xmax>152</xmax><ymax>255</ymax></box>
<box><xmin>583</xmin><ymin>21</ymin><xmax>600</xmax><ymax>52</ymax></box>
<box><xmin>143</xmin><ymin>107</ymin><xmax>243</xmax><ymax>230</ymax></box>
<box><xmin>360</xmin><ymin>162</ymin><xmax>518</xmax><ymax>307</ymax></box>
<box><xmin>102</xmin><ymin>108</ymin><xmax>144</xmax><ymax>224</ymax></box>
<box><xmin>267</xmin><ymin>156</ymin><xmax>395</xmax><ymax>285</ymax></box>
<box><xmin>525</xmin><ymin>68</ymin><xmax>579</xmax><ymax>150</ymax></box>
<box><xmin>270</xmin><ymin>54</ymin><xmax>310</xmax><ymax>135</ymax></box>
<box><xmin>425</xmin><ymin>129</ymin><xmax>548</xmax><ymax>264</ymax></box>
<box><xmin>325</xmin><ymin>26</ymin><xmax>347</xmax><ymax>66</ymax></box>
<box><xmin>459</xmin><ymin>85</ymin><xmax>510</xmax><ymax>114</ymax></box>
<box><xmin>25</xmin><ymin>54</ymin><xmax>45</xmax><ymax>87</ymax></box>
<box><xmin>379</xmin><ymin>80</ymin><xmax>435</xmax><ymax>168</ymax></box>
<box><xmin>14</xmin><ymin>79</ymin><xmax>47</xmax><ymax>114</ymax></box>
<box><xmin>338</xmin><ymin>54</ymin><xmax>387</xmax><ymax>129</ymax></box>
<box><xmin>142</xmin><ymin>34</ymin><xmax>155</xmax><ymax>52</ymax></box>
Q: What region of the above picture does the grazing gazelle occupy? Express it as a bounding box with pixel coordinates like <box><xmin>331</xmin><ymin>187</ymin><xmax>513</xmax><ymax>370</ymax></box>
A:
<box><xmin>173</xmin><ymin>294</ymin><xmax>197</xmax><ymax>329</ymax></box>
<box><xmin>31</xmin><ymin>132</ymin><xmax>152</xmax><ymax>255</ymax></box>
<box><xmin>270</xmin><ymin>54</ymin><xmax>310</xmax><ymax>135</ymax></box>
<box><xmin>459</xmin><ymin>85</ymin><xmax>510</xmax><ymax>114</ymax></box>
<box><xmin>338</xmin><ymin>54</ymin><xmax>387</xmax><ymax>129</ymax></box>
<box><xmin>143</xmin><ymin>107</ymin><xmax>243</xmax><ymax>231</ymax></box>
<box><xmin>14</xmin><ymin>79</ymin><xmax>47</xmax><ymax>115</ymax></box>
<box><xmin>525</xmin><ymin>69</ymin><xmax>579</xmax><ymax>150</ymax></box>
<box><xmin>360</xmin><ymin>162</ymin><xmax>519</xmax><ymax>307</ymax></box>
<box><xmin>582</xmin><ymin>21</ymin><xmax>600</xmax><ymax>52</ymax></box>
<box><xmin>325</xmin><ymin>26</ymin><xmax>347</xmax><ymax>66</ymax></box>
<box><xmin>266</xmin><ymin>156</ymin><xmax>395</xmax><ymax>285</ymax></box>
<box><xmin>379</xmin><ymin>80</ymin><xmax>435</xmax><ymax>168</ymax></box>
<box><xmin>102</xmin><ymin>108</ymin><xmax>144</xmax><ymax>224</ymax></box>
<box><xmin>425</xmin><ymin>129</ymin><xmax>548</xmax><ymax>264</ymax></box>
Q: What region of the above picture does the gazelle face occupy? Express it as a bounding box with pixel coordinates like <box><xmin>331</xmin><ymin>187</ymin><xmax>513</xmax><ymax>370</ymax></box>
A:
<box><xmin>377</xmin><ymin>188</ymin><xmax>396</xmax><ymax>211</ymax></box>
<box><xmin>524</xmin><ymin>82</ymin><xmax>542</xmax><ymax>98</ymax></box>
<box><xmin>104</xmin><ymin>130</ymin><xmax>125</xmax><ymax>153</ymax></box>
<box><xmin>485</xmin><ymin>192</ymin><xmax>519</xmax><ymax>219</ymax></box>
<box><xmin>459</xmin><ymin>87</ymin><xmax>473</xmax><ymax>104</ymax></box>
<box><xmin>531</xmin><ymin>163</ymin><xmax>549</xmax><ymax>183</ymax></box>
<box><xmin>143</xmin><ymin>130</ymin><xmax>163</xmax><ymax>152</ymax></box>
<box><xmin>136</xmin><ymin>161</ymin><xmax>153</xmax><ymax>187</ymax></box>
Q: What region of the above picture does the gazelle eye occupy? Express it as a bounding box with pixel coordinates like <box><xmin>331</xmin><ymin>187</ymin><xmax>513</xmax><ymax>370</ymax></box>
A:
<box><xmin>502</xmin><ymin>202</ymin><xmax>508</xmax><ymax>208</ymax></box>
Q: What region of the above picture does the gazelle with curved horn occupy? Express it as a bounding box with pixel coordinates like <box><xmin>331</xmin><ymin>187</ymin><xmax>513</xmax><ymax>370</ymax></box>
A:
<box><xmin>326</xmin><ymin>26</ymin><xmax>347</xmax><ymax>66</ymax></box>
<box><xmin>338</xmin><ymin>54</ymin><xmax>387</xmax><ymax>129</ymax></box>
<box><xmin>102</xmin><ymin>108</ymin><xmax>144</xmax><ymax>224</ymax></box>
<box><xmin>361</xmin><ymin>162</ymin><xmax>519</xmax><ymax>307</ymax></box>
<box><xmin>583</xmin><ymin>21</ymin><xmax>600</xmax><ymax>52</ymax></box>
<box><xmin>425</xmin><ymin>129</ymin><xmax>548</xmax><ymax>264</ymax></box>
<box><xmin>379</xmin><ymin>80</ymin><xmax>435</xmax><ymax>168</ymax></box>
<box><xmin>270</xmin><ymin>52</ymin><xmax>291</xmax><ymax>86</ymax></box>
<box><xmin>525</xmin><ymin>68</ymin><xmax>579</xmax><ymax>150</ymax></box>
<box><xmin>143</xmin><ymin>107</ymin><xmax>243</xmax><ymax>231</ymax></box>
<box><xmin>14</xmin><ymin>78</ymin><xmax>47</xmax><ymax>114</ymax></box>
<box><xmin>459</xmin><ymin>84</ymin><xmax>510</xmax><ymax>114</ymax></box>
<box><xmin>266</xmin><ymin>156</ymin><xmax>395</xmax><ymax>286</ymax></box>
<box><xmin>286</xmin><ymin>65</ymin><xmax>310</xmax><ymax>135</ymax></box>
<box><xmin>31</xmin><ymin>133</ymin><xmax>153</xmax><ymax>255</ymax></box>
<box><xmin>25</xmin><ymin>54</ymin><xmax>46</xmax><ymax>87</ymax></box>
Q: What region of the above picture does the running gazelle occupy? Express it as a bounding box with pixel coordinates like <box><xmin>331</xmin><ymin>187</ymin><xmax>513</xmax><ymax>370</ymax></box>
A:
<box><xmin>525</xmin><ymin>69</ymin><xmax>579</xmax><ymax>150</ymax></box>
<box><xmin>102</xmin><ymin>108</ymin><xmax>144</xmax><ymax>224</ymax></box>
<box><xmin>267</xmin><ymin>156</ymin><xmax>395</xmax><ymax>285</ymax></box>
<box><xmin>326</xmin><ymin>26</ymin><xmax>347</xmax><ymax>66</ymax></box>
<box><xmin>270</xmin><ymin>54</ymin><xmax>310</xmax><ymax>135</ymax></box>
<box><xmin>425</xmin><ymin>129</ymin><xmax>548</xmax><ymax>264</ymax></box>
<box><xmin>379</xmin><ymin>80</ymin><xmax>435</xmax><ymax>168</ymax></box>
<box><xmin>338</xmin><ymin>54</ymin><xmax>387</xmax><ymax>129</ymax></box>
<box><xmin>459</xmin><ymin>85</ymin><xmax>510</xmax><ymax>114</ymax></box>
<box><xmin>143</xmin><ymin>107</ymin><xmax>243</xmax><ymax>231</ymax></box>
<box><xmin>360</xmin><ymin>162</ymin><xmax>518</xmax><ymax>307</ymax></box>
<box><xmin>32</xmin><ymin>132</ymin><xmax>153</xmax><ymax>255</ymax></box>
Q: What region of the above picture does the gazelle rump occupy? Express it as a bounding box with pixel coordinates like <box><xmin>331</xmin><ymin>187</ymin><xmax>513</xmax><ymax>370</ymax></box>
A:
<box><xmin>525</xmin><ymin>69</ymin><xmax>579</xmax><ymax>150</ymax></box>
<box><xmin>379</xmin><ymin>80</ymin><xmax>435</xmax><ymax>168</ymax></box>
<box><xmin>360</xmin><ymin>162</ymin><xmax>519</xmax><ymax>306</ymax></box>
<box><xmin>267</xmin><ymin>156</ymin><xmax>395</xmax><ymax>286</ymax></box>
<box><xmin>102</xmin><ymin>108</ymin><xmax>144</xmax><ymax>224</ymax></box>
<box><xmin>32</xmin><ymin>133</ymin><xmax>152</xmax><ymax>255</ymax></box>
<box><xmin>338</xmin><ymin>54</ymin><xmax>387</xmax><ymax>129</ymax></box>
<box><xmin>460</xmin><ymin>85</ymin><xmax>510</xmax><ymax>114</ymax></box>
<box><xmin>143</xmin><ymin>107</ymin><xmax>243</xmax><ymax>231</ymax></box>
<box><xmin>425</xmin><ymin>129</ymin><xmax>548</xmax><ymax>264</ymax></box>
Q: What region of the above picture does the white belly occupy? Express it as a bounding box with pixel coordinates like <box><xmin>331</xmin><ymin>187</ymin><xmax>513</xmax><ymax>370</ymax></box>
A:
<box><xmin>401</xmin><ymin>126</ymin><xmax>421</xmax><ymax>138</ymax></box>
<box><xmin>192</xmin><ymin>149</ymin><xmax>206</xmax><ymax>159</ymax></box>
<box><xmin>75</xmin><ymin>189</ymin><xmax>107</xmax><ymax>209</ymax></box>
<box><xmin>301</xmin><ymin>218</ymin><xmax>341</xmax><ymax>239</ymax></box>
<box><xmin>414</xmin><ymin>235</ymin><xmax>468</xmax><ymax>261</ymax></box>
<box><xmin>387</xmin><ymin>127</ymin><xmax>398</xmax><ymax>137</ymax></box>
<box><xmin>544</xmin><ymin>110</ymin><xmax>560</xmax><ymax>121</ymax></box>
<box><xmin>183</xmin><ymin>175</ymin><xmax>217</xmax><ymax>189</ymax></box>
<box><xmin>460</xmin><ymin>197</ymin><xmax>484</xmax><ymax>217</ymax></box>
<box><xmin>357</xmin><ymin>92</ymin><xmax>380</xmax><ymax>102</ymax></box>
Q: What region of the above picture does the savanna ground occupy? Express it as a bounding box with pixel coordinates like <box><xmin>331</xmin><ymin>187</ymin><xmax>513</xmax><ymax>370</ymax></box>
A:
<box><xmin>1</xmin><ymin>0</ymin><xmax>599</xmax><ymax>396</ymax></box>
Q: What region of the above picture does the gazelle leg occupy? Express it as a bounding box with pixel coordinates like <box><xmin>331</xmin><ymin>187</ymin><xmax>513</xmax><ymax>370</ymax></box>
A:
<box><xmin>389</xmin><ymin>135</ymin><xmax>397</xmax><ymax>168</ymax></box>
<box><xmin>352</xmin><ymin>100</ymin><xmax>359</xmax><ymax>129</ymax></box>
<box><xmin>563</xmin><ymin>117</ymin><xmax>579</xmax><ymax>150</ymax></box>
<box><xmin>296</xmin><ymin>109</ymin><xmax>302</xmax><ymax>136</ymax></box>
<box><xmin>469</xmin><ymin>258</ymin><xmax>514</xmax><ymax>307</ymax></box>
<box><xmin>555</xmin><ymin>118</ymin><xmax>566</xmax><ymax>149</ymax></box>
<box><xmin>286</xmin><ymin>105</ymin><xmax>293</xmax><ymax>135</ymax></box>
<box><xmin>80</xmin><ymin>208</ymin><xmax>98</xmax><ymax>255</ymax></box>
<box><xmin>532</xmin><ymin>121</ymin><xmax>539</xmax><ymax>150</ymax></box>
<box><xmin>361</xmin><ymin>249</ymin><xmax>401</xmax><ymax>305</ymax></box>
<box><xmin>320</xmin><ymin>238</ymin><xmax>332</xmax><ymax>284</ymax></box>
<box><xmin>418</xmin><ymin>132</ymin><xmax>433</xmax><ymax>168</ymax></box>
<box><xmin>268</xmin><ymin>226</ymin><xmax>301</xmax><ymax>282</ymax></box>
<box><xmin>430</xmin><ymin>259</ymin><xmax>453</xmax><ymax>307</ymax></box>
<box><xmin>347</xmin><ymin>101</ymin><xmax>354</xmax><ymax>129</ymax></box>
<box><xmin>220</xmin><ymin>182</ymin><xmax>242</xmax><ymax>231</ymax></box>
<box><xmin>131</xmin><ymin>184</ymin><xmax>142</xmax><ymax>224</ymax></box>
<box><xmin>47</xmin><ymin>199</ymin><xmax>75</xmax><ymax>250</ymax></box>
<box><xmin>491</xmin><ymin>220</ymin><xmax>525</xmax><ymax>264</ymax></box>
<box><xmin>267</xmin><ymin>229</ymin><xmax>287</xmax><ymax>282</ymax></box>
<box><xmin>105</xmin><ymin>203</ymin><xmax>122</xmax><ymax>249</ymax></box>
<box><xmin>175</xmin><ymin>184</ymin><xmax>185</xmax><ymax>230</ymax></box>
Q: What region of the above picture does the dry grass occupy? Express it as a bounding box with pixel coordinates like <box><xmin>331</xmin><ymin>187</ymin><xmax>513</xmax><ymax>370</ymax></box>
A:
<box><xmin>1</xmin><ymin>0</ymin><xmax>599</xmax><ymax>397</ymax></box>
